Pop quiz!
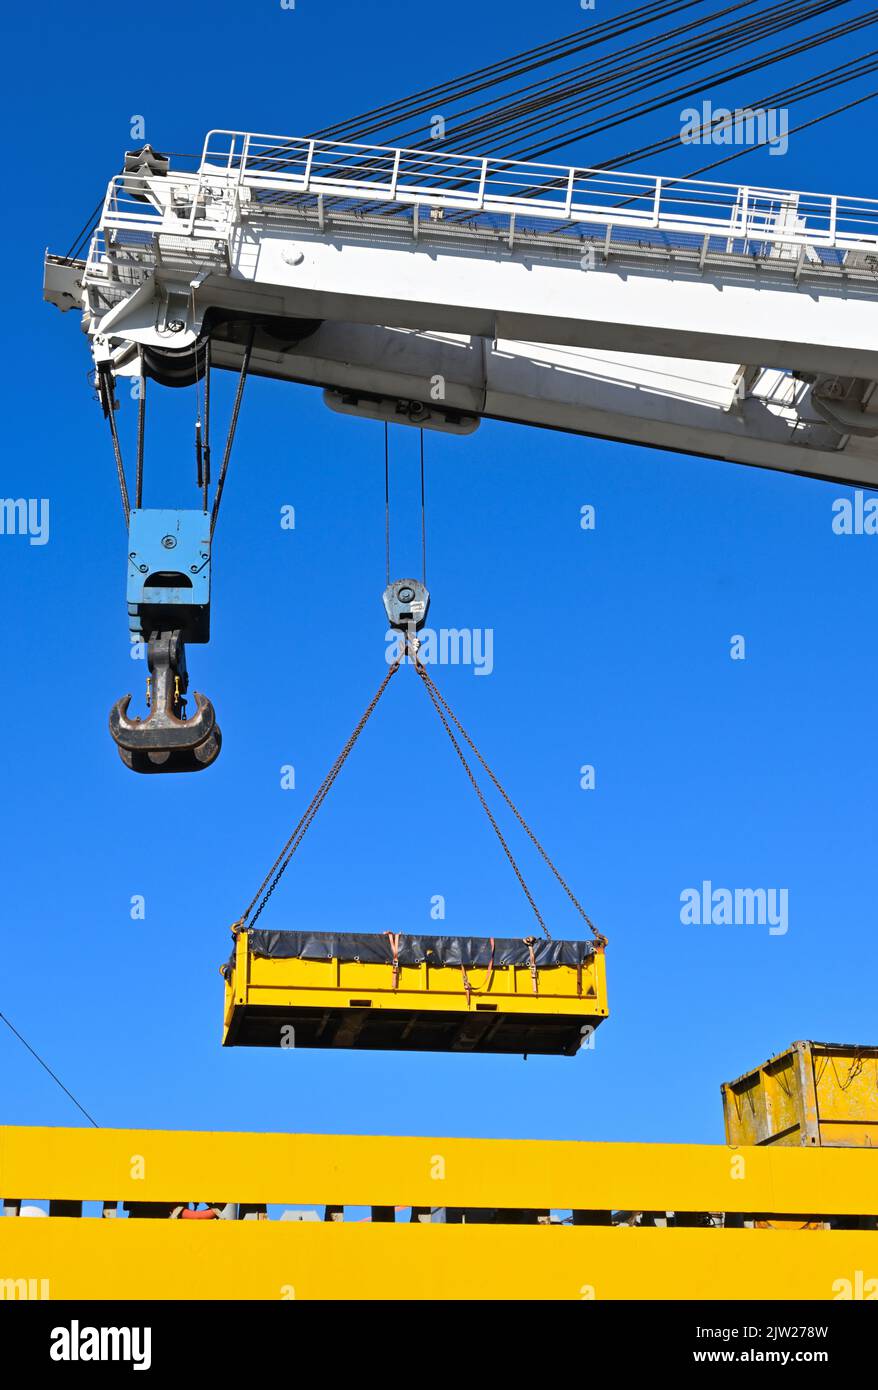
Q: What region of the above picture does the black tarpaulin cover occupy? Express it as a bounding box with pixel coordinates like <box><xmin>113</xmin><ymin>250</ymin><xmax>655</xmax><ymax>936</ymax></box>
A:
<box><xmin>229</xmin><ymin>929</ymin><xmax>596</xmax><ymax>973</ymax></box>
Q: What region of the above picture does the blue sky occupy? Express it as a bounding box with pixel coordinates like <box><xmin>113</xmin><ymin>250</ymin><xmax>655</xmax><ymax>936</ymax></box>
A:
<box><xmin>2</xmin><ymin>0</ymin><xmax>876</xmax><ymax>1148</ymax></box>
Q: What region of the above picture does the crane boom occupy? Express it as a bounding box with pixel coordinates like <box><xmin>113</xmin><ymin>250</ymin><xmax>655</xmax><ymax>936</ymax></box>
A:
<box><xmin>44</xmin><ymin>130</ymin><xmax>878</xmax><ymax>485</ymax></box>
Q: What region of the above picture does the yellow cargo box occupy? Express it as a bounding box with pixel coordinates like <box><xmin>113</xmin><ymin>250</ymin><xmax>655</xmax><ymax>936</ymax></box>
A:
<box><xmin>722</xmin><ymin>1040</ymin><xmax>878</xmax><ymax>1148</ymax></box>
<box><xmin>222</xmin><ymin>928</ymin><xmax>608</xmax><ymax>1055</ymax></box>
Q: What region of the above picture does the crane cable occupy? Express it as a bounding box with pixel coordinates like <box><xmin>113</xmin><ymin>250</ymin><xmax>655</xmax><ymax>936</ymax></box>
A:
<box><xmin>385</xmin><ymin>422</ymin><xmax>391</xmax><ymax>586</ymax></box>
<box><xmin>598</xmin><ymin>48</ymin><xmax>878</xmax><ymax>170</ymax></box>
<box><xmin>210</xmin><ymin>325</ymin><xmax>255</xmax><ymax>538</ymax></box>
<box><xmin>309</xmin><ymin>0</ymin><xmax>724</xmax><ymax>144</ymax></box>
<box><xmin>420</xmin><ymin>428</ymin><xmax>427</xmax><ymax>587</ymax></box>
<box><xmin>98</xmin><ymin>326</ymin><xmax>252</xmax><ymax>536</ymax></box>
<box><xmin>265</xmin><ymin>0</ymin><xmax>745</xmax><ymax>205</ymax></box>
<box><xmin>505</xmin><ymin>6</ymin><xmax>878</xmax><ymax>160</ymax></box>
<box><xmin>61</xmin><ymin>194</ymin><xmax>106</xmax><ymax>264</ymax></box>
<box><xmin>670</xmin><ymin>84</ymin><xmax>878</xmax><ymax>180</ymax></box>
<box><xmin>135</xmin><ymin>353</ymin><xmax>146</xmax><ymax>510</ymax></box>
<box><xmin>432</xmin><ymin>9</ymin><xmax>878</xmax><ymax>223</ymax></box>
<box><xmin>344</xmin><ymin>0</ymin><xmax>866</xmax><ymax>219</ymax></box>
<box><xmin>383</xmin><ymin>0</ymin><xmax>826</xmax><ymax>153</ymax></box>
<box><xmin>530</xmin><ymin>51</ymin><xmax>878</xmax><ymax>231</ymax></box>
<box><xmin>383</xmin><ymin>424</ymin><xmax>428</xmax><ymax>585</ymax></box>
<box><xmin>96</xmin><ymin>363</ymin><xmax>131</xmax><ymax>525</ymax></box>
<box><xmin>459</xmin><ymin>0</ymin><xmax>857</xmax><ymax>158</ymax></box>
<box><xmin>305</xmin><ymin>0</ymin><xmax>858</xmax><ymax>169</ymax></box>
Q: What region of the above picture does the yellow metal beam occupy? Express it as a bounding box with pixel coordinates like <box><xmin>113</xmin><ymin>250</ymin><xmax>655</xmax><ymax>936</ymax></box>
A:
<box><xmin>1</xmin><ymin>1220</ymin><xmax>875</xmax><ymax>1300</ymax></box>
<box><xmin>1</xmin><ymin>1126</ymin><xmax>877</xmax><ymax>1214</ymax></box>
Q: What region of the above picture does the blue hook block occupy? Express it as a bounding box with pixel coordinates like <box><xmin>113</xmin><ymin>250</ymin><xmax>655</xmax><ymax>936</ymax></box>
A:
<box><xmin>127</xmin><ymin>508</ymin><xmax>211</xmax><ymax>643</ymax></box>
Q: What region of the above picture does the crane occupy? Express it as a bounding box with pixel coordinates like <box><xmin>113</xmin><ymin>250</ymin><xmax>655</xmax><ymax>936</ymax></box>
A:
<box><xmin>43</xmin><ymin>130</ymin><xmax>878</xmax><ymax>769</ymax></box>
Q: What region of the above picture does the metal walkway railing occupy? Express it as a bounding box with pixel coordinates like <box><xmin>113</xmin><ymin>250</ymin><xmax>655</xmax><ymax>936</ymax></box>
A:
<box><xmin>191</xmin><ymin>128</ymin><xmax>878</xmax><ymax>254</ymax></box>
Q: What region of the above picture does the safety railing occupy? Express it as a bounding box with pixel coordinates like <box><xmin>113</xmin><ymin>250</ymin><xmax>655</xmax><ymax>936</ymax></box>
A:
<box><xmin>199</xmin><ymin>129</ymin><xmax>878</xmax><ymax>253</ymax></box>
<box><xmin>100</xmin><ymin>170</ymin><xmax>237</xmax><ymax>241</ymax></box>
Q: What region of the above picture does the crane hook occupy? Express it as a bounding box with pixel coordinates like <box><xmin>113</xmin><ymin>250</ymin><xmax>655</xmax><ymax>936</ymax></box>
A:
<box><xmin>109</xmin><ymin>630</ymin><xmax>222</xmax><ymax>774</ymax></box>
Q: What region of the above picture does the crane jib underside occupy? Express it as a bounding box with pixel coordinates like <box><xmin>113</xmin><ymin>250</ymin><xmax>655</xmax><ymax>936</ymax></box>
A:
<box><xmin>43</xmin><ymin>130</ymin><xmax>878</xmax><ymax>486</ymax></box>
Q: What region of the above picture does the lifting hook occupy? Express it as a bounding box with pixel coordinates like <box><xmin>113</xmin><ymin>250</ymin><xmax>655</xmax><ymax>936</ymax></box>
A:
<box><xmin>109</xmin><ymin>630</ymin><xmax>222</xmax><ymax>774</ymax></box>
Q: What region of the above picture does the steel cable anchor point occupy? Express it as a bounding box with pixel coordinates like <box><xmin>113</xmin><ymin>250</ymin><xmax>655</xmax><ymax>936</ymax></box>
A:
<box><xmin>108</xmin><ymin>629</ymin><xmax>222</xmax><ymax>774</ymax></box>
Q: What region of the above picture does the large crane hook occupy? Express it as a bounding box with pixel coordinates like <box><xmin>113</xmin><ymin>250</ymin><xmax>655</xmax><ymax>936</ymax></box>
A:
<box><xmin>109</xmin><ymin>508</ymin><xmax>221</xmax><ymax>773</ymax></box>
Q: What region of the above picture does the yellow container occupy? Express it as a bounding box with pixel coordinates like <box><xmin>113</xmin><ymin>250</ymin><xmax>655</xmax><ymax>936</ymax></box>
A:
<box><xmin>222</xmin><ymin>928</ymin><xmax>608</xmax><ymax>1056</ymax></box>
<box><xmin>722</xmin><ymin>1040</ymin><xmax>878</xmax><ymax>1148</ymax></box>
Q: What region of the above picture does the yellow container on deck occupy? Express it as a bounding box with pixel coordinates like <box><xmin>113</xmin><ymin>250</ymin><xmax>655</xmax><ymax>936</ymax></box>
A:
<box><xmin>222</xmin><ymin>928</ymin><xmax>608</xmax><ymax>1056</ymax></box>
<box><xmin>722</xmin><ymin>1040</ymin><xmax>878</xmax><ymax>1148</ymax></box>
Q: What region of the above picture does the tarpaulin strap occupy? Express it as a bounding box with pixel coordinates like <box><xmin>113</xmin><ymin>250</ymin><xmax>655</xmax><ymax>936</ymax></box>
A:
<box><xmin>576</xmin><ymin>960</ymin><xmax>583</xmax><ymax>997</ymax></box>
<box><xmin>484</xmin><ymin>937</ymin><xmax>496</xmax><ymax>994</ymax></box>
<box><xmin>465</xmin><ymin>937</ymin><xmax>495</xmax><ymax>996</ymax></box>
<box><xmin>524</xmin><ymin>936</ymin><xmax>539</xmax><ymax>995</ymax></box>
<box><xmin>386</xmin><ymin>932</ymin><xmax>401</xmax><ymax>990</ymax></box>
<box><xmin>461</xmin><ymin>964</ymin><xmax>472</xmax><ymax>1005</ymax></box>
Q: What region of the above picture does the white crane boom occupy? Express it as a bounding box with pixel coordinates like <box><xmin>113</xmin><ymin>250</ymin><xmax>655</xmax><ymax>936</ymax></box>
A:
<box><xmin>44</xmin><ymin>131</ymin><xmax>878</xmax><ymax>486</ymax></box>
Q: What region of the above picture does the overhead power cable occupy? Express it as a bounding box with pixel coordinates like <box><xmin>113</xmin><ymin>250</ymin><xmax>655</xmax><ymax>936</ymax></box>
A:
<box><xmin>0</xmin><ymin>1009</ymin><xmax>99</xmax><ymax>1128</ymax></box>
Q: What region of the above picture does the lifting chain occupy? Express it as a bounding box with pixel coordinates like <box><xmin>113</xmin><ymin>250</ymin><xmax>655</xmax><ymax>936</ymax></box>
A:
<box><xmin>412</xmin><ymin>654</ymin><xmax>553</xmax><ymax>942</ymax></box>
<box><xmin>235</xmin><ymin>648</ymin><xmax>605</xmax><ymax>949</ymax></box>
<box><xmin>413</xmin><ymin>657</ymin><xmax>607</xmax><ymax>947</ymax></box>
<box><xmin>237</xmin><ymin>658</ymin><xmax>402</xmax><ymax>932</ymax></box>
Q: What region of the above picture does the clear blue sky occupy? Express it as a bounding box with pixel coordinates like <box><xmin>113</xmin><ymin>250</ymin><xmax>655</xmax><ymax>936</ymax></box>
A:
<box><xmin>2</xmin><ymin>0</ymin><xmax>876</xmax><ymax>1147</ymax></box>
